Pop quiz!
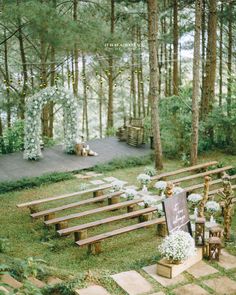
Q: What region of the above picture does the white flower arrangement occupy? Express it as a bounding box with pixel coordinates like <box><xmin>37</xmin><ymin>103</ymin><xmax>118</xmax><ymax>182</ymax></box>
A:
<box><xmin>205</xmin><ymin>201</ymin><xmax>220</xmax><ymax>213</ymax></box>
<box><xmin>187</xmin><ymin>193</ymin><xmax>203</xmax><ymax>204</ymax></box>
<box><xmin>24</xmin><ymin>86</ymin><xmax>79</xmax><ymax>160</ymax></box>
<box><xmin>111</xmin><ymin>180</ymin><xmax>124</xmax><ymax>192</ymax></box>
<box><xmin>154</xmin><ymin>181</ymin><xmax>167</xmax><ymax>191</ymax></box>
<box><xmin>137</xmin><ymin>174</ymin><xmax>151</xmax><ymax>185</ymax></box>
<box><xmin>143</xmin><ymin>195</ymin><xmax>158</xmax><ymax>207</ymax></box>
<box><xmin>144</xmin><ymin>166</ymin><xmax>156</xmax><ymax>177</ymax></box>
<box><xmin>159</xmin><ymin>230</ymin><xmax>196</xmax><ymax>262</ymax></box>
<box><xmin>122</xmin><ymin>188</ymin><xmax>138</xmax><ymax>200</ymax></box>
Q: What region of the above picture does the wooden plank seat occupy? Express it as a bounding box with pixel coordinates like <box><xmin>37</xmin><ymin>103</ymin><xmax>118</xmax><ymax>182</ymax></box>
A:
<box><xmin>16</xmin><ymin>184</ymin><xmax>112</xmax><ymax>211</ymax></box>
<box><xmin>76</xmin><ymin>217</ymin><xmax>165</xmax><ymax>254</ymax></box>
<box><xmin>171</xmin><ymin>166</ymin><xmax>232</xmax><ymax>185</ymax></box>
<box><xmin>57</xmin><ymin>207</ymin><xmax>157</xmax><ymax>239</ymax></box>
<box><xmin>30</xmin><ymin>191</ymin><xmax>123</xmax><ymax>220</ymax></box>
<box><xmin>151</xmin><ymin>161</ymin><xmax>218</xmax><ymax>181</ymax></box>
<box><xmin>44</xmin><ymin>199</ymin><xmax>144</xmax><ymax>229</ymax></box>
<box><xmin>208</xmin><ymin>184</ymin><xmax>236</xmax><ymax>196</ymax></box>
<box><xmin>183</xmin><ymin>174</ymin><xmax>236</xmax><ymax>194</ymax></box>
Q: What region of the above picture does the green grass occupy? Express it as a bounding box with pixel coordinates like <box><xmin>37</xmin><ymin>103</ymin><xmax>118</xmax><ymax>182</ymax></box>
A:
<box><xmin>0</xmin><ymin>150</ymin><xmax>236</xmax><ymax>294</ymax></box>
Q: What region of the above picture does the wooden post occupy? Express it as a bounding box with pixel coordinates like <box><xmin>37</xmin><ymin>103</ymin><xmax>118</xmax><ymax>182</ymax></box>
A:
<box><xmin>198</xmin><ymin>176</ymin><xmax>211</xmax><ymax>217</ymax></box>
<box><xmin>218</xmin><ymin>173</ymin><xmax>234</xmax><ymax>241</ymax></box>
<box><xmin>88</xmin><ymin>242</ymin><xmax>101</xmax><ymax>255</ymax></box>
<box><xmin>108</xmin><ymin>195</ymin><xmax>120</xmax><ymax>205</ymax></box>
<box><xmin>44</xmin><ymin>213</ymin><xmax>56</xmax><ymax>221</ymax></box>
<box><xmin>29</xmin><ymin>206</ymin><xmax>39</xmax><ymax>214</ymax></box>
<box><xmin>93</xmin><ymin>190</ymin><xmax>104</xmax><ymax>198</ymax></box>
<box><xmin>74</xmin><ymin>230</ymin><xmax>88</xmax><ymax>242</ymax></box>
<box><xmin>127</xmin><ymin>204</ymin><xmax>137</xmax><ymax>213</ymax></box>
<box><xmin>55</xmin><ymin>221</ymin><xmax>68</xmax><ymax>231</ymax></box>
<box><xmin>139</xmin><ymin>212</ymin><xmax>153</xmax><ymax>222</ymax></box>
<box><xmin>157</xmin><ymin>222</ymin><xmax>168</xmax><ymax>237</ymax></box>
<box><xmin>164</xmin><ymin>182</ymin><xmax>174</xmax><ymax>198</ymax></box>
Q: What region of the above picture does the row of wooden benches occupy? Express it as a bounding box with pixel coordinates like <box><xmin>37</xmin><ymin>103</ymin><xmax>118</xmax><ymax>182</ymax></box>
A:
<box><xmin>17</xmin><ymin>161</ymin><xmax>233</xmax><ymax>213</ymax></box>
<box><xmin>17</xmin><ymin>161</ymin><xmax>235</xmax><ymax>254</ymax></box>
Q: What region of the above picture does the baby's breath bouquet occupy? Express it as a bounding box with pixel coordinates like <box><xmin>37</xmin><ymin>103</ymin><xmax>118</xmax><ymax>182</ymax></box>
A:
<box><xmin>144</xmin><ymin>166</ymin><xmax>156</xmax><ymax>177</ymax></box>
<box><xmin>122</xmin><ymin>188</ymin><xmax>138</xmax><ymax>200</ymax></box>
<box><xmin>188</xmin><ymin>193</ymin><xmax>203</xmax><ymax>204</ymax></box>
<box><xmin>110</xmin><ymin>180</ymin><xmax>124</xmax><ymax>192</ymax></box>
<box><xmin>137</xmin><ymin>174</ymin><xmax>151</xmax><ymax>185</ymax></box>
<box><xmin>158</xmin><ymin>230</ymin><xmax>196</xmax><ymax>264</ymax></box>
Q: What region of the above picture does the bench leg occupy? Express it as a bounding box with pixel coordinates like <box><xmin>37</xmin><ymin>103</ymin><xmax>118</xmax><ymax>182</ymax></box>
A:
<box><xmin>93</xmin><ymin>190</ymin><xmax>104</xmax><ymax>203</ymax></box>
<box><xmin>88</xmin><ymin>242</ymin><xmax>101</xmax><ymax>255</ymax></box>
<box><xmin>157</xmin><ymin>222</ymin><xmax>168</xmax><ymax>237</ymax></box>
<box><xmin>29</xmin><ymin>205</ymin><xmax>39</xmax><ymax>214</ymax></box>
<box><xmin>108</xmin><ymin>195</ymin><xmax>120</xmax><ymax>208</ymax></box>
<box><xmin>44</xmin><ymin>213</ymin><xmax>56</xmax><ymax>221</ymax></box>
<box><xmin>127</xmin><ymin>204</ymin><xmax>137</xmax><ymax>213</ymax></box>
<box><xmin>55</xmin><ymin>221</ymin><xmax>68</xmax><ymax>231</ymax></box>
<box><xmin>74</xmin><ymin>230</ymin><xmax>88</xmax><ymax>242</ymax></box>
<box><xmin>139</xmin><ymin>212</ymin><xmax>153</xmax><ymax>223</ymax></box>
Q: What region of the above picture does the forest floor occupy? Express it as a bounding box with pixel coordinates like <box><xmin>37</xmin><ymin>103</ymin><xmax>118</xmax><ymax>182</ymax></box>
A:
<box><xmin>0</xmin><ymin>137</ymin><xmax>150</xmax><ymax>181</ymax></box>
<box><xmin>0</xmin><ymin>150</ymin><xmax>236</xmax><ymax>294</ymax></box>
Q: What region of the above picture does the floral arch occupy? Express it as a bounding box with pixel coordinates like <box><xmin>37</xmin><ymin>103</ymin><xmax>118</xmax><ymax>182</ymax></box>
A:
<box><xmin>24</xmin><ymin>86</ymin><xmax>79</xmax><ymax>160</ymax></box>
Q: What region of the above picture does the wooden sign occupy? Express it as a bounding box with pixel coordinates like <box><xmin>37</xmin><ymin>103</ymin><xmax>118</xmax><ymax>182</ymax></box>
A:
<box><xmin>162</xmin><ymin>192</ymin><xmax>192</xmax><ymax>235</ymax></box>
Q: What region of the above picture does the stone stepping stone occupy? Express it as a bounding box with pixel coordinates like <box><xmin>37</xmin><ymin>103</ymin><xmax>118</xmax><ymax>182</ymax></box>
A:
<box><xmin>174</xmin><ymin>284</ymin><xmax>209</xmax><ymax>295</ymax></box>
<box><xmin>142</xmin><ymin>264</ymin><xmax>186</xmax><ymax>287</ymax></box>
<box><xmin>217</xmin><ymin>249</ymin><xmax>236</xmax><ymax>270</ymax></box>
<box><xmin>111</xmin><ymin>270</ymin><xmax>153</xmax><ymax>295</ymax></box>
<box><xmin>85</xmin><ymin>172</ymin><xmax>98</xmax><ymax>176</ymax></box>
<box><xmin>103</xmin><ymin>177</ymin><xmax>118</xmax><ymax>182</ymax></box>
<box><xmin>187</xmin><ymin>260</ymin><xmax>218</xmax><ymax>278</ymax></box>
<box><xmin>75</xmin><ymin>285</ymin><xmax>111</xmax><ymax>295</ymax></box>
<box><xmin>0</xmin><ymin>274</ymin><xmax>23</xmax><ymax>289</ymax></box>
<box><xmin>203</xmin><ymin>276</ymin><xmax>236</xmax><ymax>294</ymax></box>
<box><xmin>46</xmin><ymin>276</ymin><xmax>63</xmax><ymax>285</ymax></box>
<box><xmin>150</xmin><ymin>292</ymin><xmax>165</xmax><ymax>295</ymax></box>
<box><xmin>125</xmin><ymin>185</ymin><xmax>138</xmax><ymax>190</ymax></box>
<box><xmin>89</xmin><ymin>179</ymin><xmax>105</xmax><ymax>185</ymax></box>
<box><xmin>28</xmin><ymin>277</ymin><xmax>46</xmax><ymax>288</ymax></box>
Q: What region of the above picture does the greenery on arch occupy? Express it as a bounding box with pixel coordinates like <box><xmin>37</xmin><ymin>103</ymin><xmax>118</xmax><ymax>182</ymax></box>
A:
<box><xmin>24</xmin><ymin>87</ymin><xmax>79</xmax><ymax>160</ymax></box>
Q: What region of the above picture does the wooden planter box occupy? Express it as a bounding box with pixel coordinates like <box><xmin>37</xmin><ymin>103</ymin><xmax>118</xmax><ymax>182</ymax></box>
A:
<box><xmin>156</xmin><ymin>247</ymin><xmax>203</xmax><ymax>279</ymax></box>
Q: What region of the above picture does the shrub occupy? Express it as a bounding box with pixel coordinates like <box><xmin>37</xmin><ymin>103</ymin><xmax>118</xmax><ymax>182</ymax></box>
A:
<box><xmin>0</xmin><ymin>172</ymin><xmax>74</xmax><ymax>194</ymax></box>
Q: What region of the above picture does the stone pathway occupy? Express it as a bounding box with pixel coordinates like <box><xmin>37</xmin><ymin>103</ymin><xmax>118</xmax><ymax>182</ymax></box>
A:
<box><xmin>111</xmin><ymin>270</ymin><xmax>153</xmax><ymax>295</ymax></box>
<box><xmin>0</xmin><ymin>137</ymin><xmax>150</xmax><ymax>181</ymax></box>
<box><xmin>75</xmin><ymin>285</ymin><xmax>111</xmax><ymax>295</ymax></box>
<box><xmin>107</xmin><ymin>250</ymin><xmax>236</xmax><ymax>295</ymax></box>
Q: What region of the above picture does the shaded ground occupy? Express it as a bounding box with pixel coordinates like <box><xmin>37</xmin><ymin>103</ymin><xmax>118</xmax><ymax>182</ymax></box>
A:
<box><xmin>0</xmin><ymin>137</ymin><xmax>150</xmax><ymax>181</ymax></box>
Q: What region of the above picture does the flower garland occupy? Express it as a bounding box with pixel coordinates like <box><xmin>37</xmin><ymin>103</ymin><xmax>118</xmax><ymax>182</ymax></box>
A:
<box><xmin>24</xmin><ymin>86</ymin><xmax>79</xmax><ymax>160</ymax></box>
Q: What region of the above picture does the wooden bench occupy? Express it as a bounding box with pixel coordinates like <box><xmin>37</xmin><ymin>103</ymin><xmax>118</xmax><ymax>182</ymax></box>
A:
<box><xmin>30</xmin><ymin>191</ymin><xmax>123</xmax><ymax>220</ymax></box>
<box><xmin>208</xmin><ymin>184</ymin><xmax>236</xmax><ymax>196</ymax></box>
<box><xmin>16</xmin><ymin>184</ymin><xmax>112</xmax><ymax>213</ymax></box>
<box><xmin>44</xmin><ymin>198</ymin><xmax>144</xmax><ymax>229</ymax></box>
<box><xmin>76</xmin><ymin>217</ymin><xmax>165</xmax><ymax>254</ymax></box>
<box><xmin>57</xmin><ymin>207</ymin><xmax>157</xmax><ymax>240</ymax></box>
<box><xmin>183</xmin><ymin>174</ymin><xmax>236</xmax><ymax>195</ymax></box>
<box><xmin>171</xmin><ymin>166</ymin><xmax>232</xmax><ymax>185</ymax></box>
<box><xmin>151</xmin><ymin>161</ymin><xmax>218</xmax><ymax>181</ymax></box>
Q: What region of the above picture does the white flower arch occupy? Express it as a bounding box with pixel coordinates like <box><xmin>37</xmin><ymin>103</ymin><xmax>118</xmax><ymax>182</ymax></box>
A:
<box><xmin>24</xmin><ymin>86</ymin><xmax>79</xmax><ymax>160</ymax></box>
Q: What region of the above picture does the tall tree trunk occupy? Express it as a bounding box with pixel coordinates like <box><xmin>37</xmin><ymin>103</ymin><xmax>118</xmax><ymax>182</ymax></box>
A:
<box><xmin>191</xmin><ymin>0</ymin><xmax>202</xmax><ymax>165</ymax></box>
<box><xmin>49</xmin><ymin>45</ymin><xmax>56</xmax><ymax>138</ymax></box>
<box><xmin>40</xmin><ymin>36</ymin><xmax>49</xmax><ymax>137</ymax></box>
<box><xmin>163</xmin><ymin>1</ymin><xmax>168</xmax><ymax>97</ymax></box>
<box><xmin>173</xmin><ymin>0</ymin><xmax>179</xmax><ymax>95</ymax></box>
<box><xmin>201</xmin><ymin>0</ymin><xmax>206</xmax><ymax>103</ymax></box>
<box><xmin>99</xmin><ymin>74</ymin><xmax>103</xmax><ymax>138</ymax></box>
<box><xmin>4</xmin><ymin>29</ymin><xmax>11</xmax><ymax>128</ymax></box>
<box><xmin>0</xmin><ymin>114</ymin><xmax>2</xmax><ymax>137</ymax></box>
<box><xmin>17</xmin><ymin>0</ymin><xmax>28</xmax><ymax>120</ymax></box>
<box><xmin>227</xmin><ymin>0</ymin><xmax>232</xmax><ymax>118</ymax></box>
<box><xmin>67</xmin><ymin>52</ymin><xmax>71</xmax><ymax>89</ymax></box>
<box><xmin>107</xmin><ymin>0</ymin><xmax>115</xmax><ymax>130</ymax></box>
<box><xmin>147</xmin><ymin>0</ymin><xmax>163</xmax><ymax>170</ymax></box>
<box><xmin>73</xmin><ymin>0</ymin><xmax>79</xmax><ymax>97</ymax></box>
<box><xmin>138</xmin><ymin>27</ymin><xmax>145</xmax><ymax>116</ymax></box>
<box><xmin>219</xmin><ymin>2</ymin><xmax>223</xmax><ymax>107</ymax></box>
<box><xmin>131</xmin><ymin>48</ymin><xmax>137</xmax><ymax>117</ymax></box>
<box><xmin>82</xmin><ymin>54</ymin><xmax>89</xmax><ymax>140</ymax></box>
<box><xmin>201</xmin><ymin>0</ymin><xmax>217</xmax><ymax>119</ymax></box>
